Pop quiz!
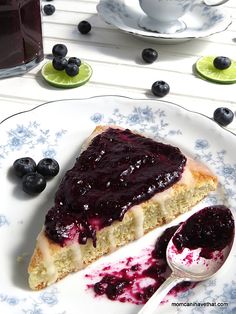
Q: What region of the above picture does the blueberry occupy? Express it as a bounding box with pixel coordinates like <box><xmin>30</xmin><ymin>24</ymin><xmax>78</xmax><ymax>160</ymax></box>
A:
<box><xmin>13</xmin><ymin>157</ymin><xmax>36</xmax><ymax>177</ymax></box>
<box><xmin>151</xmin><ymin>81</ymin><xmax>170</xmax><ymax>97</ymax></box>
<box><xmin>213</xmin><ymin>56</ymin><xmax>231</xmax><ymax>70</ymax></box>
<box><xmin>52</xmin><ymin>57</ymin><xmax>68</xmax><ymax>71</ymax></box>
<box><xmin>65</xmin><ymin>63</ymin><xmax>79</xmax><ymax>77</ymax></box>
<box><xmin>43</xmin><ymin>4</ymin><xmax>55</xmax><ymax>15</ymax></box>
<box><xmin>142</xmin><ymin>48</ymin><xmax>158</xmax><ymax>64</ymax></box>
<box><xmin>52</xmin><ymin>44</ymin><xmax>68</xmax><ymax>58</ymax></box>
<box><xmin>213</xmin><ymin>107</ymin><xmax>234</xmax><ymax>126</ymax></box>
<box><xmin>94</xmin><ymin>282</ymin><xmax>106</xmax><ymax>295</ymax></box>
<box><xmin>78</xmin><ymin>21</ymin><xmax>91</xmax><ymax>34</ymax></box>
<box><xmin>37</xmin><ymin>158</ymin><xmax>60</xmax><ymax>178</ymax></box>
<box><xmin>68</xmin><ymin>57</ymin><xmax>81</xmax><ymax>67</ymax></box>
<box><xmin>22</xmin><ymin>173</ymin><xmax>47</xmax><ymax>194</ymax></box>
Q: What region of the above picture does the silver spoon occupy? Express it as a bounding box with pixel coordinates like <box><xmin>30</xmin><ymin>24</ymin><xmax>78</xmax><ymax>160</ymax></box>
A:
<box><xmin>138</xmin><ymin>213</ymin><xmax>235</xmax><ymax>314</ymax></box>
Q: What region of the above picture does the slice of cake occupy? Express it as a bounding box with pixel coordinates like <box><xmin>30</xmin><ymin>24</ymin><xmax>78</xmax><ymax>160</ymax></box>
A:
<box><xmin>28</xmin><ymin>126</ymin><xmax>217</xmax><ymax>290</ymax></box>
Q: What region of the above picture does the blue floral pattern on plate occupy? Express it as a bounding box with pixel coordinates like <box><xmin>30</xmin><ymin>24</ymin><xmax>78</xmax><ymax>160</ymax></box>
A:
<box><xmin>0</xmin><ymin>288</ymin><xmax>66</xmax><ymax>314</ymax></box>
<box><xmin>0</xmin><ymin>96</ymin><xmax>235</xmax><ymax>314</ymax></box>
<box><xmin>0</xmin><ymin>121</ymin><xmax>67</xmax><ymax>168</ymax></box>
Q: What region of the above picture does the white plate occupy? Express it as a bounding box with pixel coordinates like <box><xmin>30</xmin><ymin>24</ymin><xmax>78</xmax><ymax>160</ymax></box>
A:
<box><xmin>0</xmin><ymin>96</ymin><xmax>235</xmax><ymax>314</ymax></box>
<box><xmin>97</xmin><ymin>0</ymin><xmax>232</xmax><ymax>43</ymax></box>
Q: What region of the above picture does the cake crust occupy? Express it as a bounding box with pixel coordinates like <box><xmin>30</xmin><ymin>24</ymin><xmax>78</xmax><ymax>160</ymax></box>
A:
<box><xmin>28</xmin><ymin>126</ymin><xmax>218</xmax><ymax>290</ymax></box>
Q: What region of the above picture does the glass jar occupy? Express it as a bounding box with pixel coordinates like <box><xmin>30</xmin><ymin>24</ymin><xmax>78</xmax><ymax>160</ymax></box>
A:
<box><xmin>0</xmin><ymin>0</ymin><xmax>44</xmax><ymax>78</ymax></box>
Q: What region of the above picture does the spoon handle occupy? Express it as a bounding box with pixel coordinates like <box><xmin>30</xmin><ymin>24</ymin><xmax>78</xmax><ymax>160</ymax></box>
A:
<box><xmin>137</xmin><ymin>273</ymin><xmax>183</xmax><ymax>314</ymax></box>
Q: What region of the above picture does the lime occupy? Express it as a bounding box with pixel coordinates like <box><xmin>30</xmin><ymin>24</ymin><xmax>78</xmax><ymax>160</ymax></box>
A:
<box><xmin>195</xmin><ymin>56</ymin><xmax>236</xmax><ymax>84</ymax></box>
<box><xmin>41</xmin><ymin>61</ymin><xmax>92</xmax><ymax>88</ymax></box>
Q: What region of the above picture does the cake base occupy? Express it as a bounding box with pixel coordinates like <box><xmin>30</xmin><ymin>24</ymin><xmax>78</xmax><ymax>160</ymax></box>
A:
<box><xmin>28</xmin><ymin>158</ymin><xmax>217</xmax><ymax>290</ymax></box>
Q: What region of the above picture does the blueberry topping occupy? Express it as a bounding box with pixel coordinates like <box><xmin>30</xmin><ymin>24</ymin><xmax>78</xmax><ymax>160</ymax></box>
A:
<box><xmin>52</xmin><ymin>57</ymin><xmax>68</xmax><ymax>71</ymax></box>
<box><xmin>52</xmin><ymin>44</ymin><xmax>68</xmax><ymax>58</ymax></box>
<box><xmin>13</xmin><ymin>157</ymin><xmax>36</xmax><ymax>177</ymax></box>
<box><xmin>143</xmin><ymin>264</ymin><xmax>167</xmax><ymax>279</ymax></box>
<box><xmin>78</xmin><ymin>21</ymin><xmax>91</xmax><ymax>34</ymax></box>
<box><xmin>94</xmin><ymin>282</ymin><xmax>107</xmax><ymax>295</ymax></box>
<box><xmin>45</xmin><ymin>208</ymin><xmax>77</xmax><ymax>243</ymax></box>
<box><xmin>65</xmin><ymin>63</ymin><xmax>79</xmax><ymax>77</ymax></box>
<box><xmin>213</xmin><ymin>107</ymin><xmax>234</xmax><ymax>126</ymax></box>
<box><xmin>172</xmin><ymin>205</ymin><xmax>234</xmax><ymax>258</ymax></box>
<box><xmin>93</xmin><ymin>275</ymin><xmax>132</xmax><ymax>300</ymax></box>
<box><xmin>45</xmin><ymin>128</ymin><xmax>186</xmax><ymax>246</ymax></box>
<box><xmin>90</xmin><ymin>205</ymin><xmax>233</xmax><ymax>303</ymax></box>
<box><xmin>152</xmin><ymin>225</ymin><xmax>180</xmax><ymax>259</ymax></box>
<box><xmin>142</xmin><ymin>48</ymin><xmax>158</xmax><ymax>64</ymax></box>
<box><xmin>37</xmin><ymin>158</ymin><xmax>60</xmax><ymax>178</ymax></box>
<box><xmin>22</xmin><ymin>173</ymin><xmax>47</xmax><ymax>194</ymax></box>
<box><xmin>151</xmin><ymin>81</ymin><xmax>170</xmax><ymax>97</ymax></box>
<box><xmin>213</xmin><ymin>56</ymin><xmax>231</xmax><ymax>70</ymax></box>
<box><xmin>43</xmin><ymin>4</ymin><xmax>55</xmax><ymax>15</ymax></box>
<box><xmin>68</xmin><ymin>57</ymin><xmax>81</xmax><ymax>67</ymax></box>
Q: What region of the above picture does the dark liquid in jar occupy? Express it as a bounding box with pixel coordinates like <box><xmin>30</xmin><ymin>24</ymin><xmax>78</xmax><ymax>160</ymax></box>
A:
<box><xmin>0</xmin><ymin>0</ymin><xmax>43</xmax><ymax>69</ymax></box>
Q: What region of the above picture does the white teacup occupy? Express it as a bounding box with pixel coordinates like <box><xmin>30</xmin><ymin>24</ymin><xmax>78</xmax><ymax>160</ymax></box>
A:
<box><xmin>138</xmin><ymin>0</ymin><xmax>229</xmax><ymax>34</ymax></box>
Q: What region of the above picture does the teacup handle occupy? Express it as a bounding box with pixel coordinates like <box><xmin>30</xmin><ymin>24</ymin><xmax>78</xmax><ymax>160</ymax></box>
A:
<box><xmin>203</xmin><ymin>0</ymin><xmax>229</xmax><ymax>6</ymax></box>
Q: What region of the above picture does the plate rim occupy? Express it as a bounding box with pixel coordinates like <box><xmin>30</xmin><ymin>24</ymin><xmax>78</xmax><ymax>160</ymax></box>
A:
<box><xmin>1</xmin><ymin>95</ymin><xmax>235</xmax><ymax>138</ymax></box>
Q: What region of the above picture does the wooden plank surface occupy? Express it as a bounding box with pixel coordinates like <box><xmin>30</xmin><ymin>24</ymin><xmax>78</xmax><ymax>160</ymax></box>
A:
<box><xmin>0</xmin><ymin>0</ymin><xmax>235</xmax><ymax>133</ymax></box>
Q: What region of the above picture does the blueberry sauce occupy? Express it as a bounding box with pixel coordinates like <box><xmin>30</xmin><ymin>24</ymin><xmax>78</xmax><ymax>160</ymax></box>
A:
<box><xmin>152</xmin><ymin>225</ymin><xmax>180</xmax><ymax>259</ymax></box>
<box><xmin>45</xmin><ymin>128</ymin><xmax>186</xmax><ymax>246</ymax></box>
<box><xmin>86</xmin><ymin>223</ymin><xmax>196</xmax><ymax>304</ymax></box>
<box><xmin>86</xmin><ymin>205</ymin><xmax>234</xmax><ymax>304</ymax></box>
<box><xmin>172</xmin><ymin>205</ymin><xmax>234</xmax><ymax>259</ymax></box>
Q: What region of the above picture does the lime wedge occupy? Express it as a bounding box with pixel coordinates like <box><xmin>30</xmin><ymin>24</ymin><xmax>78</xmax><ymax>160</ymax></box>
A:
<box><xmin>41</xmin><ymin>61</ymin><xmax>92</xmax><ymax>88</ymax></box>
<box><xmin>195</xmin><ymin>56</ymin><xmax>236</xmax><ymax>84</ymax></box>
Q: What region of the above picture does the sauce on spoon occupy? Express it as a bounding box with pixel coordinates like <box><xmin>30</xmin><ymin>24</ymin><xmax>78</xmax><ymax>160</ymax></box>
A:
<box><xmin>86</xmin><ymin>205</ymin><xmax>234</xmax><ymax>306</ymax></box>
<box><xmin>172</xmin><ymin>205</ymin><xmax>234</xmax><ymax>259</ymax></box>
<box><xmin>138</xmin><ymin>205</ymin><xmax>234</xmax><ymax>314</ymax></box>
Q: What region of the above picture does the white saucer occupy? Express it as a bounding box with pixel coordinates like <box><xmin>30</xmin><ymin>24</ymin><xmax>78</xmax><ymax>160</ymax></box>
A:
<box><xmin>97</xmin><ymin>0</ymin><xmax>232</xmax><ymax>44</ymax></box>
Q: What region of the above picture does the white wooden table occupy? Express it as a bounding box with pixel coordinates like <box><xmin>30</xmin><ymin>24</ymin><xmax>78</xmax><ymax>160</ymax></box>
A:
<box><xmin>0</xmin><ymin>2</ymin><xmax>236</xmax><ymax>313</ymax></box>
<box><xmin>0</xmin><ymin>0</ymin><xmax>235</xmax><ymax>133</ymax></box>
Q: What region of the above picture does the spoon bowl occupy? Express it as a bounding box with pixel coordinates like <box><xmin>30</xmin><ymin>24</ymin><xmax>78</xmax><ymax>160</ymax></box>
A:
<box><xmin>138</xmin><ymin>205</ymin><xmax>235</xmax><ymax>314</ymax></box>
<box><xmin>166</xmin><ymin>227</ymin><xmax>234</xmax><ymax>281</ymax></box>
